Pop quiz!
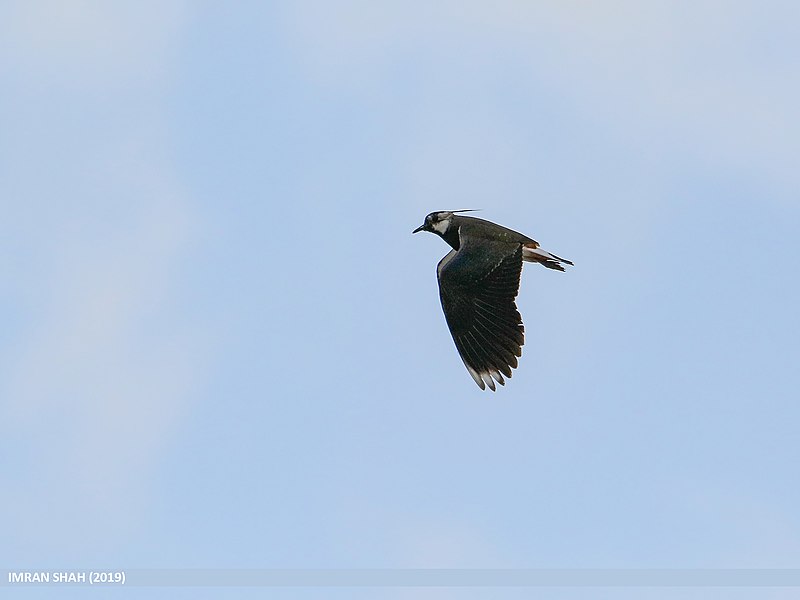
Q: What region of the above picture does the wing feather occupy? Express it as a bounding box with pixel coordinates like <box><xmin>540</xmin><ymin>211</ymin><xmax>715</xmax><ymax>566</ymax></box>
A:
<box><xmin>437</xmin><ymin>241</ymin><xmax>525</xmax><ymax>390</ymax></box>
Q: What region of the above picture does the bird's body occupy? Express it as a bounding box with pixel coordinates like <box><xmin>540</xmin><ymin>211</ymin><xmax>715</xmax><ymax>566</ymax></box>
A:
<box><xmin>413</xmin><ymin>211</ymin><xmax>572</xmax><ymax>391</ymax></box>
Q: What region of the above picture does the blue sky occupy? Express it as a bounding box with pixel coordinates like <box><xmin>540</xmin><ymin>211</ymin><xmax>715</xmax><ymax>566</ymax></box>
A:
<box><xmin>2</xmin><ymin>1</ymin><xmax>799</xmax><ymax>598</ymax></box>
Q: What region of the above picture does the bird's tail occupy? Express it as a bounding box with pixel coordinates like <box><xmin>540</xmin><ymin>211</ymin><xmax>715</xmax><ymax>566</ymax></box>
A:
<box><xmin>522</xmin><ymin>243</ymin><xmax>574</xmax><ymax>272</ymax></box>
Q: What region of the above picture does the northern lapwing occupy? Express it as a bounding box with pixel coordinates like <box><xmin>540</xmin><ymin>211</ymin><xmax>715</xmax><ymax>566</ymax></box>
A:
<box><xmin>413</xmin><ymin>210</ymin><xmax>572</xmax><ymax>391</ymax></box>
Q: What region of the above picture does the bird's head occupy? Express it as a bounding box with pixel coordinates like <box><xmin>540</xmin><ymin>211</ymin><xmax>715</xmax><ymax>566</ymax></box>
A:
<box><xmin>412</xmin><ymin>210</ymin><xmax>477</xmax><ymax>236</ymax></box>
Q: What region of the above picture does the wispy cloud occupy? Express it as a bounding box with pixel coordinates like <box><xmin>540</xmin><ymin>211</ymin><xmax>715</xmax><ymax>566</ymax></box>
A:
<box><xmin>0</xmin><ymin>2</ymin><xmax>197</xmax><ymax>556</ymax></box>
<box><xmin>0</xmin><ymin>0</ymin><xmax>188</xmax><ymax>86</ymax></box>
<box><xmin>277</xmin><ymin>1</ymin><xmax>800</xmax><ymax>204</ymax></box>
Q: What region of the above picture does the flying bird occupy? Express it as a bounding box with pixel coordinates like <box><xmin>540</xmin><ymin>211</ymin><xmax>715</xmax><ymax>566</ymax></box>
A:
<box><xmin>413</xmin><ymin>210</ymin><xmax>573</xmax><ymax>391</ymax></box>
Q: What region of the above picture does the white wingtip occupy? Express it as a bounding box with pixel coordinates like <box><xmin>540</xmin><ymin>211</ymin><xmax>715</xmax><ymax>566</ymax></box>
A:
<box><xmin>465</xmin><ymin>364</ymin><xmax>486</xmax><ymax>390</ymax></box>
<box><xmin>464</xmin><ymin>363</ymin><xmax>510</xmax><ymax>392</ymax></box>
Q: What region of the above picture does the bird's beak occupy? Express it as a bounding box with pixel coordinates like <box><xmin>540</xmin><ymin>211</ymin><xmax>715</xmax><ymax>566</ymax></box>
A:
<box><xmin>412</xmin><ymin>224</ymin><xmax>426</xmax><ymax>234</ymax></box>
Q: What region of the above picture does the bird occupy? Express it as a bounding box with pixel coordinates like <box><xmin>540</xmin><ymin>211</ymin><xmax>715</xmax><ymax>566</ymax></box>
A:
<box><xmin>413</xmin><ymin>210</ymin><xmax>573</xmax><ymax>391</ymax></box>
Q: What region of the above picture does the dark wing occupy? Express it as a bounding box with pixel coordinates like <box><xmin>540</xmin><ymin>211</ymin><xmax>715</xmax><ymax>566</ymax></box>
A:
<box><xmin>437</xmin><ymin>241</ymin><xmax>525</xmax><ymax>391</ymax></box>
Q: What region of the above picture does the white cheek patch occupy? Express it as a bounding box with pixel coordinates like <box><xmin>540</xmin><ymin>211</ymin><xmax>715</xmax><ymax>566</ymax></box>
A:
<box><xmin>431</xmin><ymin>218</ymin><xmax>450</xmax><ymax>234</ymax></box>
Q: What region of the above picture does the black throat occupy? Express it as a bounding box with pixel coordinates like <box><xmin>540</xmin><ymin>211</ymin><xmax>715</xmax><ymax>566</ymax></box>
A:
<box><xmin>438</xmin><ymin>224</ymin><xmax>460</xmax><ymax>251</ymax></box>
